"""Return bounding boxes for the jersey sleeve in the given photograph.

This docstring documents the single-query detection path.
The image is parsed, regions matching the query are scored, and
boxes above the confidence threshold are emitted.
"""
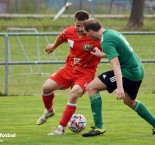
[58,28,68,42]
[101,40,119,61]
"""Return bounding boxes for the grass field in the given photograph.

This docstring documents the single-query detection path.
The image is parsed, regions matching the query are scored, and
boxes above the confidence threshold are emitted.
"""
[0,17,155,145]
[0,93,155,145]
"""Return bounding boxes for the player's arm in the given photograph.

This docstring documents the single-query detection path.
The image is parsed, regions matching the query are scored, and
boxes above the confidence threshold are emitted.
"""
[45,35,64,54]
[91,47,107,58]
[110,57,125,100]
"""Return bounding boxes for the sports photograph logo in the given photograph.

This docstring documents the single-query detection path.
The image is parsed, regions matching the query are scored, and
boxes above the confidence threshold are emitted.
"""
[0,133,16,143]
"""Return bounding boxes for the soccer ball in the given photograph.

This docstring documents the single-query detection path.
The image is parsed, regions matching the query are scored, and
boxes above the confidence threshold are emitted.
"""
[68,114,86,133]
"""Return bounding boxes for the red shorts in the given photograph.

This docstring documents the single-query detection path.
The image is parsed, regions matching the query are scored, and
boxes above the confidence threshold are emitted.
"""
[49,65,96,92]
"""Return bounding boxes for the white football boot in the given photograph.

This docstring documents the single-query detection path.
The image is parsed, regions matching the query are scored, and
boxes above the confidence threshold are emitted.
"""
[37,109,55,125]
[48,127,65,136]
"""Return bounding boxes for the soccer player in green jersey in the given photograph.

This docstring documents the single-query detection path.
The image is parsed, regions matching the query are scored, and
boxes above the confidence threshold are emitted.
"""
[82,18,155,137]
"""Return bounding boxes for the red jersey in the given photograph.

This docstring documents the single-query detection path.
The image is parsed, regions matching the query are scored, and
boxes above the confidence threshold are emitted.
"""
[59,26,102,72]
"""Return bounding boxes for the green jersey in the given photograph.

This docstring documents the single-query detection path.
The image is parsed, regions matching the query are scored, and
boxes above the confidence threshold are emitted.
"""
[101,29,144,81]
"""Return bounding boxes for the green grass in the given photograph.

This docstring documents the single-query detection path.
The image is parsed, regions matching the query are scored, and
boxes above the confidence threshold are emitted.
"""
[0,16,155,32]
[0,93,155,145]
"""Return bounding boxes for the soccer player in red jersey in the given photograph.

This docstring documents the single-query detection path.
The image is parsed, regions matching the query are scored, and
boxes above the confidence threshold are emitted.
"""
[37,10,105,135]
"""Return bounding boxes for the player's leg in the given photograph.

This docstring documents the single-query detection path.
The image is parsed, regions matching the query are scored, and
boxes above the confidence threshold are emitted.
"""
[82,77,106,137]
[37,79,64,125]
[123,78,155,134]
[124,94,155,134]
[88,77,106,129]
[38,67,72,126]
[42,78,65,111]
[59,84,83,126]
[48,84,83,135]
[82,70,116,137]
[48,68,95,135]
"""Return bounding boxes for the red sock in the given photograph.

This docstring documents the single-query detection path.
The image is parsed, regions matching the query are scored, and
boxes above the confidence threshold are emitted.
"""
[59,104,76,127]
[42,93,54,111]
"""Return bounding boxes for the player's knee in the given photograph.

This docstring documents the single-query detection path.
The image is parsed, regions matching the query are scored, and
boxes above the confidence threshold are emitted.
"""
[42,87,48,94]
[87,83,96,95]
[70,89,83,99]
[42,84,52,94]
[69,93,80,104]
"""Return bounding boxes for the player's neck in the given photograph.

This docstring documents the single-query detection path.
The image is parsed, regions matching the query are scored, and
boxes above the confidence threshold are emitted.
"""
[77,33,84,38]
[98,28,105,39]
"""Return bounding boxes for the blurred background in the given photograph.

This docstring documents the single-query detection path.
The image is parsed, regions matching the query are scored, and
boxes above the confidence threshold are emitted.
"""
[0,0,155,14]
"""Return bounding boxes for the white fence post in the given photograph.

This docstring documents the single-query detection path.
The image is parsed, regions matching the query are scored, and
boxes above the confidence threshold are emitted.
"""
[5,34,9,96]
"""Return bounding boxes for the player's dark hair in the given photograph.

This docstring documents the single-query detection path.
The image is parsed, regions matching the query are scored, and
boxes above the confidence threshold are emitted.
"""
[74,10,89,21]
[84,18,101,32]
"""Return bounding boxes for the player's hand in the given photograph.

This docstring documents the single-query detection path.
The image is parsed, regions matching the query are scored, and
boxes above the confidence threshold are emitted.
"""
[112,87,125,100]
[91,47,104,58]
[45,44,55,54]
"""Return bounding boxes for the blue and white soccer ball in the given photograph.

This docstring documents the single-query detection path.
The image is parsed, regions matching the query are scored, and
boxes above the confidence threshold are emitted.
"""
[68,114,86,133]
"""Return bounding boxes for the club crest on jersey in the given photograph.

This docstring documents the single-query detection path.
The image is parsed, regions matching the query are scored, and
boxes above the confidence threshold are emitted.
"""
[83,44,93,51]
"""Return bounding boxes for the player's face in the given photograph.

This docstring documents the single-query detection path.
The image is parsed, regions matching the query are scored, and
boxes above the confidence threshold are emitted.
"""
[85,30,99,41]
[75,19,85,35]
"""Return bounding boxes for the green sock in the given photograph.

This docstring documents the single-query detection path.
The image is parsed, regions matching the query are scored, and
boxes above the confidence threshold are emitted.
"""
[90,93,103,128]
[134,101,155,128]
